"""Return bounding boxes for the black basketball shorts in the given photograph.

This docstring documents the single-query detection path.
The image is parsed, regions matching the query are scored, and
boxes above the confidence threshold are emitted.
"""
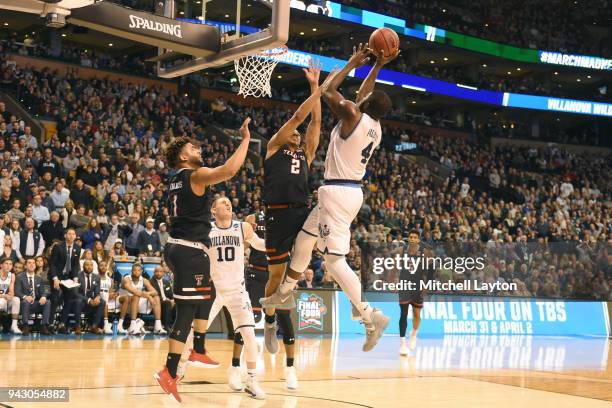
[164,242,214,304]
[264,206,309,265]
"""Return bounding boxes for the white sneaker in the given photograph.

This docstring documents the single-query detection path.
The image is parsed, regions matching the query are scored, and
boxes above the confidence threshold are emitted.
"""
[227,366,243,391]
[128,321,139,335]
[284,366,298,390]
[408,332,417,351]
[362,308,390,352]
[399,343,409,356]
[244,375,265,400]
[11,324,22,334]
[117,324,128,335]
[103,322,113,335]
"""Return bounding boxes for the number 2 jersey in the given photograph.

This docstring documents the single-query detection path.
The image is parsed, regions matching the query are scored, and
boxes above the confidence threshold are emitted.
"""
[324,113,381,181]
[263,144,308,205]
[207,220,245,292]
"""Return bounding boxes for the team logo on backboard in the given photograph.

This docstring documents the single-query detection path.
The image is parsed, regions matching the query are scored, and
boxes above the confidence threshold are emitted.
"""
[194,275,204,285]
[297,293,327,331]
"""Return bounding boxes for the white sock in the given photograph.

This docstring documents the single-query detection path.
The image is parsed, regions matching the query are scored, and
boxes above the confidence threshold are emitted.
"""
[247,368,256,379]
[11,318,18,327]
[118,319,124,328]
[154,320,162,330]
[400,337,406,345]
[410,329,418,337]
[325,254,373,323]
[278,276,298,295]
[104,319,109,325]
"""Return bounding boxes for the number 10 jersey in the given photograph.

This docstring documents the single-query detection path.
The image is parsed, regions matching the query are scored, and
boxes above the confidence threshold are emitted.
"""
[207,220,246,292]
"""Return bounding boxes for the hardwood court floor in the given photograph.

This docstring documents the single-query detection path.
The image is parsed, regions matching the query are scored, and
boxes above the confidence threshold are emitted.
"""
[0,333,610,407]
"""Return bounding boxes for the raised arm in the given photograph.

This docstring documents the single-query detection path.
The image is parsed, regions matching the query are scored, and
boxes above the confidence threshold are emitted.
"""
[322,43,371,121]
[241,222,266,252]
[266,88,323,159]
[356,47,400,105]
[303,59,322,165]
[191,117,251,189]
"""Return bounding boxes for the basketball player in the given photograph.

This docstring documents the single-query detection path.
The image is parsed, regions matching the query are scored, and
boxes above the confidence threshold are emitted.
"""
[98,262,116,335]
[264,43,399,351]
[260,60,333,354]
[0,258,21,334]
[117,263,166,335]
[398,230,427,355]
[177,197,268,399]
[155,118,252,403]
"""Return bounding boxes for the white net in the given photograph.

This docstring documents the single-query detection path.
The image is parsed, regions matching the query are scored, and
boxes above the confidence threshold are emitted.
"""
[234,47,287,98]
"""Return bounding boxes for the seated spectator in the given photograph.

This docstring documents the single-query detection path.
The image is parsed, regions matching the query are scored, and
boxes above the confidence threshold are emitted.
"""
[81,218,106,250]
[70,179,93,210]
[60,199,76,229]
[103,214,131,252]
[124,213,144,257]
[137,217,161,256]
[6,199,24,221]
[298,269,318,289]
[74,259,105,334]
[50,181,70,210]
[79,249,99,275]
[158,222,169,250]
[39,211,65,246]
[116,263,166,335]
[32,194,50,226]
[1,235,18,263]
[68,205,90,235]
[16,217,45,262]
[149,265,174,331]
[15,257,51,335]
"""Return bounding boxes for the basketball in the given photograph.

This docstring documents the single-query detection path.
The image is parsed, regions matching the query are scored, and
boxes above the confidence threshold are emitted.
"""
[369,28,400,58]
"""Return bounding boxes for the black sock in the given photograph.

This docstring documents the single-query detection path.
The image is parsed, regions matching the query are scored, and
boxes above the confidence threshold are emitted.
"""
[232,357,240,367]
[194,331,206,354]
[265,314,276,324]
[286,357,294,367]
[166,353,181,378]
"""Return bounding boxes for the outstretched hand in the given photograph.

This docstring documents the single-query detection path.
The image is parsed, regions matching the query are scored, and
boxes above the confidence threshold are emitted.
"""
[348,43,371,68]
[303,59,322,87]
[375,48,400,66]
[239,117,251,139]
[319,67,339,94]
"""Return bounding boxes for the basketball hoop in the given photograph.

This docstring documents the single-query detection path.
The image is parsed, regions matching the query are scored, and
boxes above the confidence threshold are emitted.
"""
[234,45,288,98]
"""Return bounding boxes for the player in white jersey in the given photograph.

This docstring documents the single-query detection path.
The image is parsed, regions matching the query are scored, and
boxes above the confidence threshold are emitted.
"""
[117,263,167,335]
[0,258,21,334]
[98,262,116,334]
[177,197,268,399]
[262,43,398,352]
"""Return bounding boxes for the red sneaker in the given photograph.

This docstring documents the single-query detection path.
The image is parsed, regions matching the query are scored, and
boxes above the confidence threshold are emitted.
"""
[187,349,220,368]
[154,367,182,403]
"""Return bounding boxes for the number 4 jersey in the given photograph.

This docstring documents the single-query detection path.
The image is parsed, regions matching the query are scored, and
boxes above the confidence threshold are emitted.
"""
[324,113,381,181]
[263,144,308,205]
[207,220,246,292]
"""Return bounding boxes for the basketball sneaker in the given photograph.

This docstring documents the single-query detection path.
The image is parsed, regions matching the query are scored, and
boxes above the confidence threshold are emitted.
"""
[264,320,279,354]
[244,375,266,400]
[176,363,186,383]
[10,323,22,334]
[187,349,220,368]
[127,320,139,335]
[117,324,128,335]
[284,366,298,390]
[227,366,243,391]
[362,308,390,352]
[103,322,113,335]
[408,331,417,351]
[154,367,182,403]
[399,338,409,356]
[259,290,296,309]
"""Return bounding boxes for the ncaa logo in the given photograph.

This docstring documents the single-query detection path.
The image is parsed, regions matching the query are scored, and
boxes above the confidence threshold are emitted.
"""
[194,275,204,285]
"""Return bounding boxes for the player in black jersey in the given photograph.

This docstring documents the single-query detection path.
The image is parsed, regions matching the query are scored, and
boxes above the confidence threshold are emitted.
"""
[259,61,336,355]
[245,210,268,319]
[154,118,252,404]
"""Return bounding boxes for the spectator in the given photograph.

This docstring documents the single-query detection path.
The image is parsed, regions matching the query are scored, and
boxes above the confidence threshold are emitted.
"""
[15,257,51,335]
[50,181,70,210]
[0,187,12,214]
[70,179,93,210]
[158,222,169,250]
[32,194,50,226]
[79,249,99,275]
[60,199,76,229]
[48,228,81,332]
[81,218,105,250]
[16,217,45,261]
[1,235,18,263]
[68,205,90,235]
[137,217,161,256]
[298,268,318,289]
[39,211,65,245]
[73,259,105,334]
[103,214,131,252]
[6,199,24,221]
[124,213,144,257]
[149,265,174,331]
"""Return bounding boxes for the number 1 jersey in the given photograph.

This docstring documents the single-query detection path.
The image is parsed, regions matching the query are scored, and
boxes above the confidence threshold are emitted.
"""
[324,113,381,181]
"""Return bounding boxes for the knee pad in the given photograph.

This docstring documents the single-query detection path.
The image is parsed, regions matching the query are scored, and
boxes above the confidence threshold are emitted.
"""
[289,230,318,273]
[237,326,257,363]
[170,303,195,343]
[276,310,295,345]
[233,332,244,345]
